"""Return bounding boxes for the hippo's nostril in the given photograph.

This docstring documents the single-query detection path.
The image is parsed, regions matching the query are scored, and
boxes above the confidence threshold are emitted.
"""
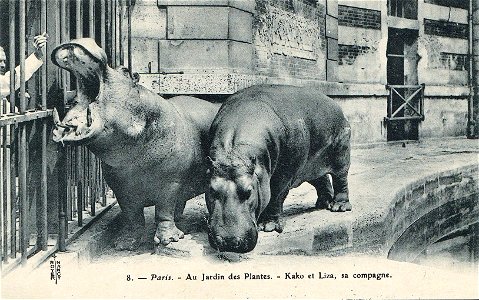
[225,236,241,248]
[215,235,224,247]
[233,237,241,248]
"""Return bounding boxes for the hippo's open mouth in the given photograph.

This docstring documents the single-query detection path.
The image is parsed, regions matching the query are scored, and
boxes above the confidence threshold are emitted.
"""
[51,38,106,144]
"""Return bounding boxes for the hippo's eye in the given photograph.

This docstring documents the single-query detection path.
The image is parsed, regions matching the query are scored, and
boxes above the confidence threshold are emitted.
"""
[208,186,220,199]
[237,185,252,200]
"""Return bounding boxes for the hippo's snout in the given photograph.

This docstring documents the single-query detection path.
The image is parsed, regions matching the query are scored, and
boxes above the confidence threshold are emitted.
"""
[208,224,258,253]
[55,48,70,65]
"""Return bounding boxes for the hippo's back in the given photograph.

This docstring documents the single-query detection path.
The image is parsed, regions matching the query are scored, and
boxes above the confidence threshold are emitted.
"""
[219,85,349,149]
[168,96,221,133]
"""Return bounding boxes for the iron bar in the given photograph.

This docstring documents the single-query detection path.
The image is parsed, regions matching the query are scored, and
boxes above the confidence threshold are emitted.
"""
[76,0,82,38]
[19,0,26,114]
[58,0,68,252]
[76,147,82,226]
[101,0,106,48]
[9,0,15,113]
[390,86,423,118]
[420,84,425,118]
[9,124,16,259]
[119,0,124,66]
[38,0,49,251]
[127,0,132,71]
[89,0,95,38]
[90,153,95,217]
[2,126,8,262]
[387,91,392,118]
[112,0,117,67]
[100,163,106,206]
[8,10,16,251]
[18,0,28,266]
[384,116,424,121]
[387,84,423,89]
[0,110,53,127]
[58,144,67,252]
[66,146,72,221]
[70,147,76,219]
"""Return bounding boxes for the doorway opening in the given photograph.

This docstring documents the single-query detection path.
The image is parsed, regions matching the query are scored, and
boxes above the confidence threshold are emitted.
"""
[386,28,423,141]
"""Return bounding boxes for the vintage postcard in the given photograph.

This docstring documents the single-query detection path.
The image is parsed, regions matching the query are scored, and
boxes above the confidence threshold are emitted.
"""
[1,0,478,299]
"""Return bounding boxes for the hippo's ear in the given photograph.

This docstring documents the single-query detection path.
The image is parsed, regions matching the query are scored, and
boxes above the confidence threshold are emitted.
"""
[132,72,140,84]
[206,156,214,166]
[253,164,271,215]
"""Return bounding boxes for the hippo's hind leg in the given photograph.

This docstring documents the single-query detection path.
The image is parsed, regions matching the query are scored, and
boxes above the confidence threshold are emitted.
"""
[309,175,334,209]
[154,200,186,224]
[329,172,351,212]
[257,190,288,233]
[329,126,352,212]
[114,196,146,250]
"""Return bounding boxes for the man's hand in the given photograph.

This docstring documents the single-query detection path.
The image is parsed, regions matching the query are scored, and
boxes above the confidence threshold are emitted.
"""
[33,33,48,60]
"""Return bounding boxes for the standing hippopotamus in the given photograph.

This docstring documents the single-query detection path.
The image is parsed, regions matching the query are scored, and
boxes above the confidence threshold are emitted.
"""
[206,85,351,253]
[51,38,220,250]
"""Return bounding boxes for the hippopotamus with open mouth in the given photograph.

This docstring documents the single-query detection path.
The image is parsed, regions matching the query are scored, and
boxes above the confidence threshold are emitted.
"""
[51,38,220,250]
[206,85,351,253]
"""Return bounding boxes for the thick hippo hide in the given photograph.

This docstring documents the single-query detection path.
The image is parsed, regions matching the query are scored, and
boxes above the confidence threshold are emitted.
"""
[206,85,352,253]
[51,38,220,250]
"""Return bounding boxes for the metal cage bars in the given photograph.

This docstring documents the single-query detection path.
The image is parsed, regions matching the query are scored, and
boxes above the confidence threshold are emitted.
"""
[1,0,127,272]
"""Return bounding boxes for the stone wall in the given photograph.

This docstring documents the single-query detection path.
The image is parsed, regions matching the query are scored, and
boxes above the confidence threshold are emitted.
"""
[127,0,471,143]
[131,0,256,95]
[420,98,468,138]
[418,2,469,86]
[337,1,386,84]
[253,0,327,81]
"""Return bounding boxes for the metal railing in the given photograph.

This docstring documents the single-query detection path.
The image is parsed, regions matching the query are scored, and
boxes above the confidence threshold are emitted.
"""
[1,0,130,274]
[385,84,425,122]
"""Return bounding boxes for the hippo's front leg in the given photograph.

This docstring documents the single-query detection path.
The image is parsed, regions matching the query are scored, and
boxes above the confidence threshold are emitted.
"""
[153,198,185,246]
[257,191,288,233]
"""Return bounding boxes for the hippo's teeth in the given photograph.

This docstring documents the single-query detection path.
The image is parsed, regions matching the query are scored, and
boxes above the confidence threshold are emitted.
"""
[53,108,61,125]
[87,106,92,127]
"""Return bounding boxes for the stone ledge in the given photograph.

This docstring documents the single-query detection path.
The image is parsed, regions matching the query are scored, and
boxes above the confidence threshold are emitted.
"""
[138,73,469,98]
[156,0,256,13]
[384,164,478,261]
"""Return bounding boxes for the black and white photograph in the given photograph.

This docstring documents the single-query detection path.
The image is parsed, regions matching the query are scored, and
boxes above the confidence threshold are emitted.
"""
[0,0,478,298]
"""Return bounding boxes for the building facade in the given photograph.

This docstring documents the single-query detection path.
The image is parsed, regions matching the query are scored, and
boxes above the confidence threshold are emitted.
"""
[130,0,475,143]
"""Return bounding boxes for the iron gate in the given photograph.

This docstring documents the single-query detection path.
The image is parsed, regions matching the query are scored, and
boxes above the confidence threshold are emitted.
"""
[0,0,131,274]
[385,84,425,122]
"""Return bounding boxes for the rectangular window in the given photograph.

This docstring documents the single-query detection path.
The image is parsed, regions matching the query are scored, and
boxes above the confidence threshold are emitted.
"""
[424,0,468,10]
[388,0,417,20]
[424,19,468,39]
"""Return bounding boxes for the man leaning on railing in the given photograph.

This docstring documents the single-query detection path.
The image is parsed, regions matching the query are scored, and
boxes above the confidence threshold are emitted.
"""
[0,33,48,113]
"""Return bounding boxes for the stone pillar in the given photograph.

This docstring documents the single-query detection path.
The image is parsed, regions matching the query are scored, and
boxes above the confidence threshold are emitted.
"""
[130,0,255,95]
